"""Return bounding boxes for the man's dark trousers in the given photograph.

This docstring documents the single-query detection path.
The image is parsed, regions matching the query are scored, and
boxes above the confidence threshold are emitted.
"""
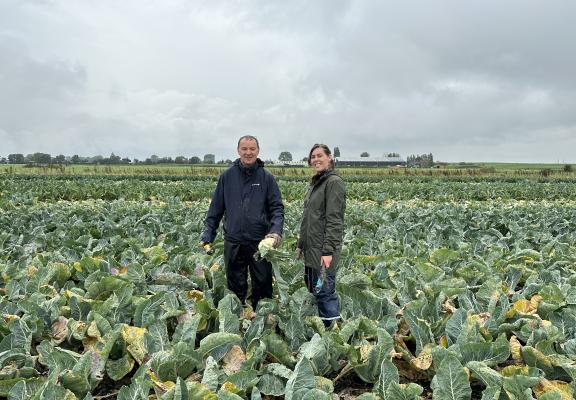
[224,241,273,309]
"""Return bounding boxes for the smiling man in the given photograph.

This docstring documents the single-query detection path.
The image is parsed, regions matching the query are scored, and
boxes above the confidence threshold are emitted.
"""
[200,135,284,309]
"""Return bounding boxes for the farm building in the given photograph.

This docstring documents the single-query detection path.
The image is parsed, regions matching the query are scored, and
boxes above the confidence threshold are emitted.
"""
[335,155,406,167]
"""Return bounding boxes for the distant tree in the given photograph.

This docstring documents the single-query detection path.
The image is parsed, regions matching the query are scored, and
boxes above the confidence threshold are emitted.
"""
[121,157,131,164]
[385,152,400,158]
[407,153,434,168]
[278,151,293,162]
[149,155,160,164]
[71,155,81,164]
[333,147,340,158]
[31,152,52,164]
[54,154,66,164]
[8,154,25,164]
[91,155,104,164]
[203,154,215,164]
[564,164,574,172]
[302,157,308,163]
[175,156,188,164]
[189,156,201,164]
[360,152,370,157]
[103,153,121,164]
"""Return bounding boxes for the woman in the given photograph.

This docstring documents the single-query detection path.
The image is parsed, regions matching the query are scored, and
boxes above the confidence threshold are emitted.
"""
[297,144,346,327]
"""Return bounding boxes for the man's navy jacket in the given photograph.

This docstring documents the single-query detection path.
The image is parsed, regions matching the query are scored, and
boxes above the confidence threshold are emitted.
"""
[201,158,284,244]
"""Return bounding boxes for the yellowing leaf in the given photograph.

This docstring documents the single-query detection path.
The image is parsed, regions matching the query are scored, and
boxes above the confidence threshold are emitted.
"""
[210,263,220,272]
[501,365,530,377]
[87,320,101,339]
[221,381,241,394]
[510,336,523,362]
[147,370,175,393]
[439,336,448,348]
[533,379,572,400]
[359,345,372,362]
[530,294,542,310]
[122,325,148,364]
[411,344,434,370]
[73,261,82,272]
[222,345,246,375]
[506,298,539,318]
[187,290,204,301]
[51,316,69,344]
[3,314,20,322]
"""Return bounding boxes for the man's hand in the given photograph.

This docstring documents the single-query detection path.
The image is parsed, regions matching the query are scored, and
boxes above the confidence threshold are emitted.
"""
[265,233,282,248]
[199,241,214,255]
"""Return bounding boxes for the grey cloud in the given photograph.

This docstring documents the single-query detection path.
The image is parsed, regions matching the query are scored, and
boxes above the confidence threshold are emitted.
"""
[1,0,575,162]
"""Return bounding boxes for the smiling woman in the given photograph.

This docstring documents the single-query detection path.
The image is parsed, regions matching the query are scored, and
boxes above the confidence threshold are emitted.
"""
[297,143,346,328]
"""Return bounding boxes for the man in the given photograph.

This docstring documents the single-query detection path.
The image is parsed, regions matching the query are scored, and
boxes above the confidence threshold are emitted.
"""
[200,135,284,309]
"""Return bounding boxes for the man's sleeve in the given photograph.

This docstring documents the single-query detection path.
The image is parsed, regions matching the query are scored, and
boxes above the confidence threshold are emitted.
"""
[267,175,284,236]
[201,175,225,243]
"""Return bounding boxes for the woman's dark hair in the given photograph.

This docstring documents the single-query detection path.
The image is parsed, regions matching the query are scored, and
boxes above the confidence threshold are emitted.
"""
[308,143,335,169]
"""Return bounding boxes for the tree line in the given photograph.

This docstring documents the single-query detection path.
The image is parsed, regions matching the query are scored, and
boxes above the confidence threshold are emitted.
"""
[3,150,436,167]
[2,153,222,165]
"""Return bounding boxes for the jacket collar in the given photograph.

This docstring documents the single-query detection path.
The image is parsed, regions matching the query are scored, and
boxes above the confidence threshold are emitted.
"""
[234,158,264,174]
[311,168,336,186]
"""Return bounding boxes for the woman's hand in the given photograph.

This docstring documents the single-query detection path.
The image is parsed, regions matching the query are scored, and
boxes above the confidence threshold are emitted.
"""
[321,255,333,269]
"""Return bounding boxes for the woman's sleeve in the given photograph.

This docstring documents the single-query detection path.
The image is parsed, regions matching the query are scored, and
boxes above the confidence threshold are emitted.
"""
[322,177,346,255]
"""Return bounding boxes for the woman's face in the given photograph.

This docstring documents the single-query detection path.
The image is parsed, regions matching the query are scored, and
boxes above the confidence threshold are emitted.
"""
[309,147,331,173]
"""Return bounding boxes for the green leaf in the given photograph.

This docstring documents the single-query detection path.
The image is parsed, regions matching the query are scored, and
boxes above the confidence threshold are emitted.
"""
[106,354,135,381]
[216,388,243,400]
[386,382,424,400]
[217,294,242,334]
[376,359,399,399]
[459,334,510,366]
[465,361,503,388]
[198,333,243,362]
[479,386,501,400]
[256,374,286,396]
[404,300,435,355]
[298,334,331,375]
[116,376,152,400]
[261,331,296,368]
[224,370,259,394]
[285,357,315,400]
[60,351,92,397]
[202,357,220,392]
[300,389,331,399]
[151,342,202,382]
[431,353,471,400]
[172,313,203,347]
[5,379,45,400]
[430,248,459,266]
[134,292,169,328]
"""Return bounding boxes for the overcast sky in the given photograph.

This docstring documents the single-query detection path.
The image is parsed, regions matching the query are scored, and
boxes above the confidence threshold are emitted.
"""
[1,0,575,163]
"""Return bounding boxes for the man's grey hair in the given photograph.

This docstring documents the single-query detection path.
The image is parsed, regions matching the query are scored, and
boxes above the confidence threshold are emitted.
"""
[237,135,260,149]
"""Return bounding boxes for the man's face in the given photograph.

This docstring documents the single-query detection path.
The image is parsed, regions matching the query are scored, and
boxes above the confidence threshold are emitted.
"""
[237,138,259,166]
